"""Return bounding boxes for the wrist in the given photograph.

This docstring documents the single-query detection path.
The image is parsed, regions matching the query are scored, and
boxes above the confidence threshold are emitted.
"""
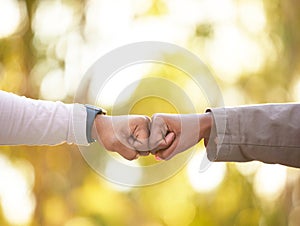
[91,115,100,141]
[92,114,107,141]
[198,112,212,143]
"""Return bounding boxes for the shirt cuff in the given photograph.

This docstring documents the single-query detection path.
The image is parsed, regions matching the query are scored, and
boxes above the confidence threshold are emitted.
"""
[68,103,89,145]
[205,107,254,162]
[205,107,230,162]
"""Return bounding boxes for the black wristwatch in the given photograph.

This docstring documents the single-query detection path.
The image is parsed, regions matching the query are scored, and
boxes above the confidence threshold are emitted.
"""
[85,104,106,143]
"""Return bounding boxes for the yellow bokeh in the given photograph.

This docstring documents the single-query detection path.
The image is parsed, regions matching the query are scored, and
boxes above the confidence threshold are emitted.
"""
[0,0,299,226]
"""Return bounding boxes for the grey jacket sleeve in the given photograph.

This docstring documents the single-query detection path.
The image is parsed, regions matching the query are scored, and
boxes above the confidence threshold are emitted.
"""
[206,104,300,168]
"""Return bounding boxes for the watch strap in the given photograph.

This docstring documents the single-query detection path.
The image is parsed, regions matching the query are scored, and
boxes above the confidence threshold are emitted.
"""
[85,104,106,143]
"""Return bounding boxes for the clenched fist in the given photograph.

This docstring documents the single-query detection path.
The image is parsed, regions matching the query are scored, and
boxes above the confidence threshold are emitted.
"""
[92,113,212,161]
[149,113,212,160]
[92,115,151,160]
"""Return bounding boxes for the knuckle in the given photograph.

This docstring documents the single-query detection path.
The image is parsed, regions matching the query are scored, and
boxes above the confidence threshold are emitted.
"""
[151,116,164,127]
[143,115,151,123]
[152,113,162,120]
[135,116,150,126]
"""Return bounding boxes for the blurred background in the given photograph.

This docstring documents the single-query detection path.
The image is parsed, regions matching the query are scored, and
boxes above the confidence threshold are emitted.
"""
[0,0,300,225]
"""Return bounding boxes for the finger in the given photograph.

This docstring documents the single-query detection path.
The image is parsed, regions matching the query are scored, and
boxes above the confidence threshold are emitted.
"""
[116,144,139,160]
[150,132,175,154]
[155,138,179,160]
[131,116,151,152]
[134,116,151,139]
[149,115,168,150]
[132,136,150,152]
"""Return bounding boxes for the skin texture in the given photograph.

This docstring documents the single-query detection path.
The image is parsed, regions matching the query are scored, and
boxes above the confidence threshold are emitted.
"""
[92,113,213,161]
[93,115,151,160]
[149,113,212,160]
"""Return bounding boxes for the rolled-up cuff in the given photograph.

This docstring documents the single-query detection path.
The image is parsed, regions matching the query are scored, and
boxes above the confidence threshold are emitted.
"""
[205,108,227,161]
[68,104,89,145]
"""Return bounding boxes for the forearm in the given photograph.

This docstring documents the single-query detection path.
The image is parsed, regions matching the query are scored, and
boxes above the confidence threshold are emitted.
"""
[0,91,88,145]
[205,104,300,168]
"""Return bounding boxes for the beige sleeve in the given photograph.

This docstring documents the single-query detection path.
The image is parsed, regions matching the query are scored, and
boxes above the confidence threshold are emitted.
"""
[206,104,300,168]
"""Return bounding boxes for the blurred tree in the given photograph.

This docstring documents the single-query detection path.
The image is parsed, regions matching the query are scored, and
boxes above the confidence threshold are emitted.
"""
[0,0,299,225]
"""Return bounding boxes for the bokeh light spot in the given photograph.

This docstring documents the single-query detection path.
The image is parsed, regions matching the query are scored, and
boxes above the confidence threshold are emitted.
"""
[187,151,226,192]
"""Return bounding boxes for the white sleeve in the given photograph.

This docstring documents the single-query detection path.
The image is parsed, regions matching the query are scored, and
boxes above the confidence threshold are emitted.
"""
[0,90,89,145]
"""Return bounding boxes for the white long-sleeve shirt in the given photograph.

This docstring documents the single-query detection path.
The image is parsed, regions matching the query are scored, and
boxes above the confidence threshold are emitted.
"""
[0,90,89,145]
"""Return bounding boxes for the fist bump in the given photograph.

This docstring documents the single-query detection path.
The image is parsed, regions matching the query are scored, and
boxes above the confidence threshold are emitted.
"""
[94,113,210,161]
